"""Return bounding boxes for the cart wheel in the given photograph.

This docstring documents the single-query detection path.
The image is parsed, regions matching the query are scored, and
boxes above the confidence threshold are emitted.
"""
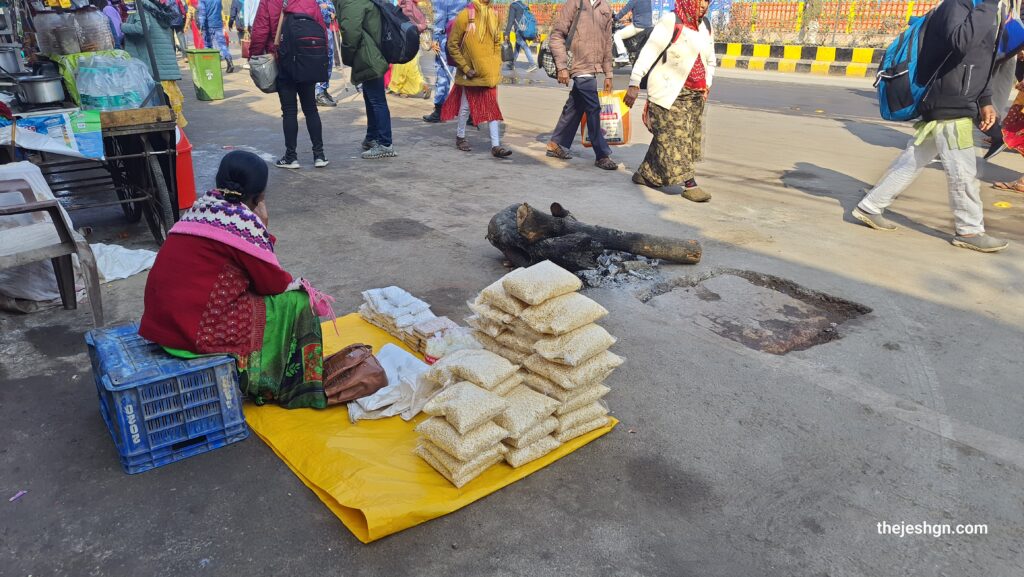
[141,153,174,245]
[117,178,144,223]
[107,139,143,223]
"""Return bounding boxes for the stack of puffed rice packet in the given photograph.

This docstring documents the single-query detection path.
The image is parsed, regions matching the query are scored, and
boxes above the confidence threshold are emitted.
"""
[466,261,621,446]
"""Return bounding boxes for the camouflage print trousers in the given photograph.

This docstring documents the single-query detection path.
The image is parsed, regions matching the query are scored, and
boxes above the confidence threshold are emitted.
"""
[638,89,705,187]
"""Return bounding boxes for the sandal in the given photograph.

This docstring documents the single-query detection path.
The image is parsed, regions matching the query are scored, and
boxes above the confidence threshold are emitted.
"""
[456,137,471,152]
[491,146,512,158]
[546,144,572,159]
[992,181,1024,194]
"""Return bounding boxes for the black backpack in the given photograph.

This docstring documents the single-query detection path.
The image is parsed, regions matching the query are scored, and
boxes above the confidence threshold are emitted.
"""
[278,12,330,83]
[369,0,419,64]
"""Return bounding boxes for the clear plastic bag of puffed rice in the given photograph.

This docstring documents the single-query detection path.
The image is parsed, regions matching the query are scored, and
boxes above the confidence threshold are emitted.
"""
[423,381,509,434]
[467,300,515,325]
[501,260,583,305]
[493,385,561,438]
[519,293,609,335]
[555,401,609,434]
[532,323,617,367]
[553,415,611,443]
[556,383,610,416]
[479,276,528,316]
[524,351,624,390]
[426,348,520,389]
[472,332,531,366]
[491,371,525,396]
[505,415,558,449]
[506,319,547,342]
[505,435,562,468]
[466,315,505,338]
[495,330,536,354]
[415,443,506,488]
[415,417,509,461]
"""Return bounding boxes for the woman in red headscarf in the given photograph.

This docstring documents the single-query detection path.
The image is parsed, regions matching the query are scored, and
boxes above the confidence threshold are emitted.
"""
[624,0,715,202]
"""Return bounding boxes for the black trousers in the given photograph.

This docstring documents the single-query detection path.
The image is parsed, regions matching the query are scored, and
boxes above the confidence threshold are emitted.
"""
[277,78,323,156]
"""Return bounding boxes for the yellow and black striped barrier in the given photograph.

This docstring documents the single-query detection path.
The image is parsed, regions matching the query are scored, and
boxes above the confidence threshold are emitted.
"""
[715,43,881,77]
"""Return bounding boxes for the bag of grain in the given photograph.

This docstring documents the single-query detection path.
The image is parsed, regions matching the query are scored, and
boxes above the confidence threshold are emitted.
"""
[501,260,582,305]
[505,435,562,468]
[532,323,617,367]
[493,385,561,438]
[524,351,624,390]
[423,381,509,434]
[555,383,610,415]
[491,371,525,396]
[474,332,531,365]
[506,415,559,449]
[466,315,505,338]
[426,348,520,389]
[553,415,611,443]
[467,300,515,325]
[519,293,609,335]
[415,417,509,461]
[478,277,528,315]
[495,330,536,354]
[555,401,609,434]
[415,443,506,488]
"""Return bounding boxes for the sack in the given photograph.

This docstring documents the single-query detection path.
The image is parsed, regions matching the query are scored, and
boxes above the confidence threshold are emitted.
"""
[519,6,538,40]
[371,0,420,64]
[249,54,278,93]
[278,13,330,83]
[581,90,632,147]
[323,344,389,405]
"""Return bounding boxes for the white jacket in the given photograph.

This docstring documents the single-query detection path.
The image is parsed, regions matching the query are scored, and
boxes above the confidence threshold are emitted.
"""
[628,14,715,109]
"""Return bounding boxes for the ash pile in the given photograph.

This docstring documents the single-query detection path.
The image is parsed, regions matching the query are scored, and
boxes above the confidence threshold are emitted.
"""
[577,251,663,288]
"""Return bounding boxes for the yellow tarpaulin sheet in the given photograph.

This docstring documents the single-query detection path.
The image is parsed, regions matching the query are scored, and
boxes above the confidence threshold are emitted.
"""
[244,313,618,543]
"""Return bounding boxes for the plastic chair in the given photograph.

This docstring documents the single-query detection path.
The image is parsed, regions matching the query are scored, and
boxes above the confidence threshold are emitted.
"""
[0,199,104,326]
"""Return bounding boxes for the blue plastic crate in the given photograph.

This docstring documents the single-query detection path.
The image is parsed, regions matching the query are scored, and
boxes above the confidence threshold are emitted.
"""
[85,323,249,474]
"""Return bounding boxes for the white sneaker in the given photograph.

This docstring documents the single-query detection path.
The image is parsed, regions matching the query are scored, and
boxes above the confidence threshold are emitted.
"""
[314,155,329,168]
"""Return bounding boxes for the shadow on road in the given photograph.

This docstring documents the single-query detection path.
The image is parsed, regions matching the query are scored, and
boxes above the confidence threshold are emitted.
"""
[781,161,950,241]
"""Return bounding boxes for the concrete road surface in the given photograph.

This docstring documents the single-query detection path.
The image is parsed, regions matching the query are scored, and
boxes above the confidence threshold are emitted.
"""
[1,60,1022,577]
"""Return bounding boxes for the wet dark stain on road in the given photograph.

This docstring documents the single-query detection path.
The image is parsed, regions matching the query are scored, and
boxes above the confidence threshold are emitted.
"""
[368,218,434,240]
[627,455,717,516]
[23,326,86,358]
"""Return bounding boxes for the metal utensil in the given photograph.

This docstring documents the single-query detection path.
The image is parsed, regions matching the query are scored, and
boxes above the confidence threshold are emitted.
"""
[15,75,65,104]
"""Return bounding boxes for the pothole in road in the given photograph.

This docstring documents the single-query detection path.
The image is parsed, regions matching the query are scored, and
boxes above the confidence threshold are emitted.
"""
[637,269,872,355]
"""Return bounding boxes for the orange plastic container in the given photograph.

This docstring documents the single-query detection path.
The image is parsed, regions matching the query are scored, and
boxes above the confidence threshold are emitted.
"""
[175,127,197,210]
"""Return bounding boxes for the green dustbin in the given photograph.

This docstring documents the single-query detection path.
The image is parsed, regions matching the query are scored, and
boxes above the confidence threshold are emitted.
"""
[186,48,224,101]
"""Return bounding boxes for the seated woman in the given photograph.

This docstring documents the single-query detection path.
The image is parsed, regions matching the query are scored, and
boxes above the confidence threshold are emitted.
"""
[140,151,331,409]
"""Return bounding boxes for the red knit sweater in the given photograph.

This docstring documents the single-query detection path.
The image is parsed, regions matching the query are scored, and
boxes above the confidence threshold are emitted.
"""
[139,234,293,355]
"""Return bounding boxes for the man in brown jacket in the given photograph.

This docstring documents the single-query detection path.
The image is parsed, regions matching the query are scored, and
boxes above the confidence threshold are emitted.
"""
[547,0,618,170]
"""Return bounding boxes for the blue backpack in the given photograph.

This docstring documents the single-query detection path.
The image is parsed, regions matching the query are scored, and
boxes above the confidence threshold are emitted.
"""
[875,12,940,121]
[517,2,538,40]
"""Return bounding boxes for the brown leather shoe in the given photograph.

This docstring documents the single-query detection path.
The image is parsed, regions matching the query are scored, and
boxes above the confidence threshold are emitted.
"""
[682,186,711,202]
[456,137,471,152]
[491,146,512,158]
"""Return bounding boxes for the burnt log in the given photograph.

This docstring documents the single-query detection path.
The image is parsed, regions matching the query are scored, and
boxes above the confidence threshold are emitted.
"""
[486,203,702,271]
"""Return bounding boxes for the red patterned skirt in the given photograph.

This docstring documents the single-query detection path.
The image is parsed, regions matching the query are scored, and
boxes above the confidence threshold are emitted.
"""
[440,85,504,123]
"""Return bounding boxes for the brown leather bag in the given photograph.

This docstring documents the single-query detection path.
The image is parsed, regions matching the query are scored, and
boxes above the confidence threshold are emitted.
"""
[323,344,389,405]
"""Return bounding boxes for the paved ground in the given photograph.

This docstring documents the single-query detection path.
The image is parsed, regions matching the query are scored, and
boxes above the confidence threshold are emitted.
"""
[2,54,1023,577]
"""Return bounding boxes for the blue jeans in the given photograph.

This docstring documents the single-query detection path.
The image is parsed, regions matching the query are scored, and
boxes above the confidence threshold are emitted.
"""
[316,31,335,95]
[201,26,232,65]
[550,76,611,159]
[433,39,456,106]
[512,35,535,66]
[362,76,392,147]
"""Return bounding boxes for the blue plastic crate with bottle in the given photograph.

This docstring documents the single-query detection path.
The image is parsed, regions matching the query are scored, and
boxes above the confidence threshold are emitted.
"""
[86,324,249,474]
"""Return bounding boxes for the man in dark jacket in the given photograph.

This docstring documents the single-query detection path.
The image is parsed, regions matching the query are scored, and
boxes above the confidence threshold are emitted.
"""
[854,0,1008,253]
[613,0,652,64]
[504,0,537,72]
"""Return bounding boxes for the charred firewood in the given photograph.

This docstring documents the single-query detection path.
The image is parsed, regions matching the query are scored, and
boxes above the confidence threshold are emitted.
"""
[486,203,701,271]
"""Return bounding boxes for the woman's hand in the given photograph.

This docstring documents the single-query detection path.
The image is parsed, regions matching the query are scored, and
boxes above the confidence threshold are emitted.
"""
[624,85,640,107]
[253,199,269,227]
[701,88,709,101]
[432,41,441,55]
[466,68,478,79]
